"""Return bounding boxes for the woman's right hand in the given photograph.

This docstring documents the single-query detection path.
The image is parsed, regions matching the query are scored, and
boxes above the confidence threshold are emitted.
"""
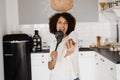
[50,51,58,61]
[48,51,58,70]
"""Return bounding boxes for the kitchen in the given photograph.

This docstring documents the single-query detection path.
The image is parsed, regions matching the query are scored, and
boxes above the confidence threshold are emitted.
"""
[0,0,120,80]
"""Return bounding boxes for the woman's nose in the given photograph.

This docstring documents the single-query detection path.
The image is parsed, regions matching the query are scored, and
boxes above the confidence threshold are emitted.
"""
[61,23,65,27]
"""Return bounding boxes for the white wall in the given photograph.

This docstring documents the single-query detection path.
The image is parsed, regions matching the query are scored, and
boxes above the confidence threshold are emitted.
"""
[100,8,120,42]
[5,0,98,25]
[5,0,19,32]
[0,24,4,80]
[75,22,111,47]
[6,11,113,47]
[18,0,98,24]
[0,0,7,80]
[7,20,111,47]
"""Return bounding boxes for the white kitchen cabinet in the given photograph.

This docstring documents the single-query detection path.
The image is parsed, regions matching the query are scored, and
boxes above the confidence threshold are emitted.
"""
[31,51,119,80]
[31,53,50,80]
[95,52,116,80]
[79,51,95,80]
[116,64,120,80]
[31,51,95,80]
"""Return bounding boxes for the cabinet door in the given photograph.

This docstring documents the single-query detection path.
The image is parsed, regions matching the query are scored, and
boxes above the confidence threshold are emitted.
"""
[95,54,102,80]
[95,52,116,80]
[32,66,50,80]
[31,53,50,80]
[116,64,120,80]
[79,51,95,80]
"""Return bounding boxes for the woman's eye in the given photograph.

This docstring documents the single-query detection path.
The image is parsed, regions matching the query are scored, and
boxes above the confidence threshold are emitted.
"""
[64,22,68,24]
[58,21,62,24]
[57,21,68,25]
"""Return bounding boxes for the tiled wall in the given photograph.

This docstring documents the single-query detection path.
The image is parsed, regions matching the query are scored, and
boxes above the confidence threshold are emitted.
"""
[7,22,114,47]
[75,22,111,47]
[7,13,118,47]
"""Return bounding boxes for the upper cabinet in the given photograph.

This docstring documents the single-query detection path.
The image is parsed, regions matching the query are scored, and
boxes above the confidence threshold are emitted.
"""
[18,0,98,24]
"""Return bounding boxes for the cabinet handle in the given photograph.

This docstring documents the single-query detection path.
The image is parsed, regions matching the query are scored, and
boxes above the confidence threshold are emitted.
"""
[42,55,44,57]
[42,61,44,63]
[100,58,102,61]
[96,63,99,65]
[110,67,113,71]
[102,59,104,62]
[100,58,104,62]
[81,53,83,56]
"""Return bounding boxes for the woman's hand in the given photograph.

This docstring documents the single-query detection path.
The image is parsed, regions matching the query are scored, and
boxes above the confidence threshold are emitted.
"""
[64,39,75,58]
[48,51,58,70]
[50,51,58,60]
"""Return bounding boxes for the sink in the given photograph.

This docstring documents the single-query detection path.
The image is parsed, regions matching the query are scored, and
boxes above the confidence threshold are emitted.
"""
[79,47,94,51]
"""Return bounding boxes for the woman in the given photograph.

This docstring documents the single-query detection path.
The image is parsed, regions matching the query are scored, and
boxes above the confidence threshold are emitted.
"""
[48,12,80,80]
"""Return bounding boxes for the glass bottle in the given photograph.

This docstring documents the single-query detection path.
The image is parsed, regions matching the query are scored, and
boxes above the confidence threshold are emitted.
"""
[32,30,42,52]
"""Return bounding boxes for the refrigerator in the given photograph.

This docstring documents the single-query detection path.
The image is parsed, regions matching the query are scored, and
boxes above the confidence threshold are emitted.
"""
[3,34,33,80]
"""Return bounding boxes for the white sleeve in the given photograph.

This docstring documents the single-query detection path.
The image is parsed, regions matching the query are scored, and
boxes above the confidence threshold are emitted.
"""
[68,31,80,78]
[50,41,56,53]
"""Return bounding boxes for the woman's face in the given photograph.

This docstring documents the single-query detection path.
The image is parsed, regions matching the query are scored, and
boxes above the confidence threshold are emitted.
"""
[56,16,68,36]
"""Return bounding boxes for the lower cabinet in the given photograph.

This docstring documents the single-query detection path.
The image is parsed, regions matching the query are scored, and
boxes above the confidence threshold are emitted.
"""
[31,51,119,80]
[79,51,95,80]
[95,52,116,80]
[116,64,120,80]
[31,53,50,80]
[32,66,50,80]
[31,52,96,80]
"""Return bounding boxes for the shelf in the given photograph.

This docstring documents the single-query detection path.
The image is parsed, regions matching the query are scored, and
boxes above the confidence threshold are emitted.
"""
[102,6,120,17]
[104,6,120,12]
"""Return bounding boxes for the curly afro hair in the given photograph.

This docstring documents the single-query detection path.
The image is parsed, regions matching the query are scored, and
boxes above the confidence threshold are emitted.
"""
[49,12,76,35]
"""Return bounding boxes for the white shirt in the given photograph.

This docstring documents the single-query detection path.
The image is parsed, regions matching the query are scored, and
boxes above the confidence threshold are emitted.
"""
[49,31,80,80]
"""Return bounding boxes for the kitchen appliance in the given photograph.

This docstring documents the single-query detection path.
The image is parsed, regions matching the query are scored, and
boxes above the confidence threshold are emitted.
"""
[3,34,32,80]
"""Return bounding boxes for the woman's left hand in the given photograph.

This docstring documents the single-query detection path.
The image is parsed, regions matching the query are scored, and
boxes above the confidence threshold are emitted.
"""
[64,39,75,58]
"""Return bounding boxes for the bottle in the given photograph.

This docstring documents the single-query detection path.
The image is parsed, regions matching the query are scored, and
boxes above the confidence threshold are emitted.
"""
[32,30,42,52]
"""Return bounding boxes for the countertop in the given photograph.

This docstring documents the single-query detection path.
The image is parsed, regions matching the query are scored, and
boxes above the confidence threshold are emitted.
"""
[31,49,50,53]
[93,48,120,64]
[79,48,120,64]
[31,48,120,64]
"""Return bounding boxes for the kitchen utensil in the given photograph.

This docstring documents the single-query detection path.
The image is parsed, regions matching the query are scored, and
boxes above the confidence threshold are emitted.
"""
[55,30,64,51]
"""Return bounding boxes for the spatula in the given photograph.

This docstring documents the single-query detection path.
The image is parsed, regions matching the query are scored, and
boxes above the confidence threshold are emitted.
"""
[55,30,64,51]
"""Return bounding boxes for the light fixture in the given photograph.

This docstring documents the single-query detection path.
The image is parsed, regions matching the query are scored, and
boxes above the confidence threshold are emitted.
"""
[51,0,73,11]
